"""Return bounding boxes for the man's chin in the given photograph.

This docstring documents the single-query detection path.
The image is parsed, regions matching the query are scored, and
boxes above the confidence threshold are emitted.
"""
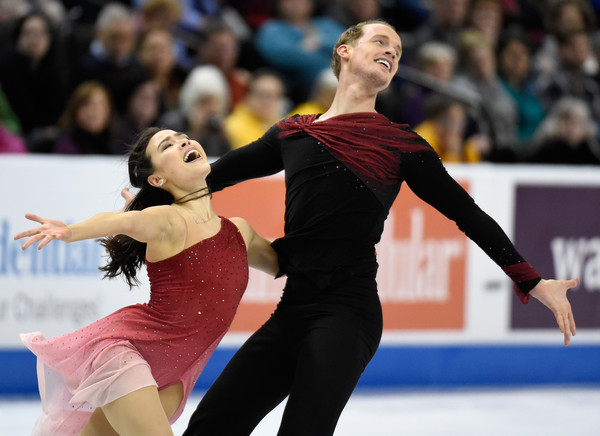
[376,77,393,92]
[367,75,392,90]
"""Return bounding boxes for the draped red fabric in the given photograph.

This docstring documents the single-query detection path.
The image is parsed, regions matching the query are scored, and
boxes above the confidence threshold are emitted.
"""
[277,113,431,186]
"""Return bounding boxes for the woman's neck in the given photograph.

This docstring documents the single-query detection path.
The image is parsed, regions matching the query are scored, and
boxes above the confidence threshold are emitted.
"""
[173,186,210,205]
[173,189,216,224]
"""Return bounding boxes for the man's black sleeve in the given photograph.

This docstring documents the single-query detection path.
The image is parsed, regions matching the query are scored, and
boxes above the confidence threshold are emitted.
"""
[208,132,284,192]
[402,150,540,293]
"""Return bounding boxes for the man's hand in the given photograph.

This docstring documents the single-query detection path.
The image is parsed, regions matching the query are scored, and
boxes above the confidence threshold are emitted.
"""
[121,187,135,210]
[529,278,578,346]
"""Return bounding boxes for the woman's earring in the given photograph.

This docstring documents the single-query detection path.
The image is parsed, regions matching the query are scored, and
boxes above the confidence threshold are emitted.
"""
[159,179,164,186]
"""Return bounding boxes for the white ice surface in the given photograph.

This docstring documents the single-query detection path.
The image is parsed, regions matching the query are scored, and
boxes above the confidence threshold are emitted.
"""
[2,387,599,435]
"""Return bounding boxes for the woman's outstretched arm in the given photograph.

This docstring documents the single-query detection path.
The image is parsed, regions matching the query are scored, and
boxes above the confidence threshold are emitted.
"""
[14,207,175,250]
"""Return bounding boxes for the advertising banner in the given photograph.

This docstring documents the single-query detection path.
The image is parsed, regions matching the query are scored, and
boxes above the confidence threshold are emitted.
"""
[375,185,467,330]
[212,180,469,331]
[511,185,600,329]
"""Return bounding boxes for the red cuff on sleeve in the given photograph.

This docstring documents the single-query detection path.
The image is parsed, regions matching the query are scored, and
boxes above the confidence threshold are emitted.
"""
[512,284,531,305]
[502,263,540,305]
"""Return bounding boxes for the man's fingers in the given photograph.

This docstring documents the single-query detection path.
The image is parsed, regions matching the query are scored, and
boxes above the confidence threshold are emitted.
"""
[121,188,135,202]
[569,310,576,336]
[555,312,565,334]
[24,213,45,224]
[557,312,573,346]
[14,229,40,240]
[21,234,45,250]
[564,278,579,290]
[37,236,54,250]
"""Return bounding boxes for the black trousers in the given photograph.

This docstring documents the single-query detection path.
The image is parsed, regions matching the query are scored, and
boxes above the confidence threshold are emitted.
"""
[183,277,383,436]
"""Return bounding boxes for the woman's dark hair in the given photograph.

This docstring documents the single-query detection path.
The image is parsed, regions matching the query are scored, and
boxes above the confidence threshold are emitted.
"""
[11,11,61,69]
[99,127,174,287]
[11,11,55,46]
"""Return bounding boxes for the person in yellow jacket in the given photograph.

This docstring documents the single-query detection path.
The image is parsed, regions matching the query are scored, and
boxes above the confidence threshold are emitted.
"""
[414,95,488,163]
[223,69,287,149]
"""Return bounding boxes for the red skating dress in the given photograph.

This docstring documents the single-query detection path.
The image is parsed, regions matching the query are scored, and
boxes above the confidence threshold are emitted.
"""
[20,217,248,435]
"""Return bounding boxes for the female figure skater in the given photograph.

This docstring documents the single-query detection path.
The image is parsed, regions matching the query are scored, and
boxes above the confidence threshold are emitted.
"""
[15,127,278,435]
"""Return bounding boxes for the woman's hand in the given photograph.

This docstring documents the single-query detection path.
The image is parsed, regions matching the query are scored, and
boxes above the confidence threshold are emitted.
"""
[14,213,73,250]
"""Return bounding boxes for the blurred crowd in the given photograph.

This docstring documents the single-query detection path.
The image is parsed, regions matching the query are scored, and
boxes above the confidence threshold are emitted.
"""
[1,0,599,165]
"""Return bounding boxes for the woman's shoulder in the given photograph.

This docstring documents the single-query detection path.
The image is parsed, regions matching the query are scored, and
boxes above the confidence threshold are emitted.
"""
[226,216,253,243]
[140,204,187,233]
[227,216,248,231]
[143,204,188,248]
[143,204,185,222]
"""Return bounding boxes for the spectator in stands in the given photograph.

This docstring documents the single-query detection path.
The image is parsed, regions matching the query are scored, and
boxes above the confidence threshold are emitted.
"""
[134,0,221,34]
[136,25,187,111]
[223,69,286,149]
[497,31,546,146]
[135,0,181,29]
[536,29,600,121]
[112,76,161,154]
[52,81,116,155]
[0,86,28,153]
[76,3,146,113]
[289,68,338,116]
[534,0,598,75]
[160,65,232,157]
[134,0,208,70]
[225,0,276,32]
[500,0,550,29]
[414,94,484,163]
[0,0,28,56]
[529,97,600,164]
[324,0,382,29]
[362,0,430,32]
[388,41,458,127]
[0,83,28,151]
[0,84,21,136]
[408,0,470,63]
[0,126,27,153]
[0,11,70,135]
[197,19,250,111]
[466,0,504,47]
[255,0,344,103]
[0,0,66,56]
[454,31,518,161]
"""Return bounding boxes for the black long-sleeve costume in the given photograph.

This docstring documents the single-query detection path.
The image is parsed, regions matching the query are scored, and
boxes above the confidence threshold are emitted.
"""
[184,114,540,436]
[209,114,539,292]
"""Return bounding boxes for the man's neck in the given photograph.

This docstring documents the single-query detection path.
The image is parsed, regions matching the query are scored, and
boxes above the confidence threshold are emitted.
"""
[318,74,382,121]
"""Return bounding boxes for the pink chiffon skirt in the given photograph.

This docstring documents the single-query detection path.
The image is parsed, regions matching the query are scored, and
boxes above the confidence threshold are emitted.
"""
[21,332,158,435]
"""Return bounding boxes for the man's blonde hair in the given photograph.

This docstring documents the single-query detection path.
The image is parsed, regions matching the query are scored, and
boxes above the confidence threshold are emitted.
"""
[330,19,398,78]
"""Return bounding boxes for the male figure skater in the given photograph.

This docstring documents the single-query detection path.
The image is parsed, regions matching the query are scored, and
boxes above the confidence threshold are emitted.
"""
[183,20,577,436]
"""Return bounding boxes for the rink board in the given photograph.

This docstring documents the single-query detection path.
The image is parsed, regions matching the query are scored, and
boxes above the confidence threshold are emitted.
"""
[2,344,600,394]
[0,156,599,394]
